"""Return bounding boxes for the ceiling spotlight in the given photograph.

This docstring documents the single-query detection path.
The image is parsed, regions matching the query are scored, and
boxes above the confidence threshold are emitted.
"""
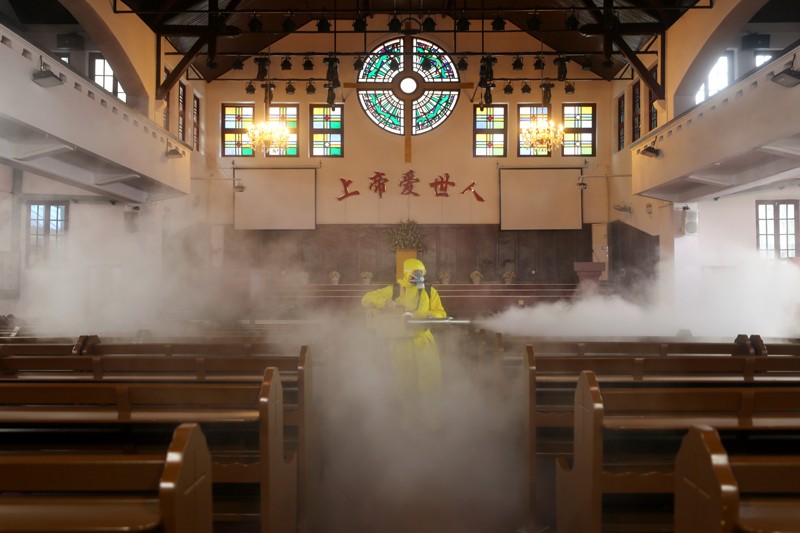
[245,81,256,94]
[492,15,505,31]
[280,56,292,70]
[534,55,545,70]
[511,55,523,71]
[306,80,316,95]
[254,57,269,80]
[555,56,568,81]
[420,56,433,71]
[248,14,262,32]
[457,56,469,71]
[232,56,244,70]
[527,12,541,31]
[353,55,365,71]
[456,16,470,32]
[540,81,554,105]
[521,81,531,94]
[353,16,367,32]
[503,81,513,95]
[303,56,314,71]
[565,10,579,31]
[282,16,296,32]
[388,56,399,71]
[317,16,331,33]
[388,15,402,32]
[565,81,575,94]
[422,16,436,32]
[286,81,296,95]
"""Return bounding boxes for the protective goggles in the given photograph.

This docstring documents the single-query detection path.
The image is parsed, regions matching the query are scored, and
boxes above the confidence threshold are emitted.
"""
[408,269,425,279]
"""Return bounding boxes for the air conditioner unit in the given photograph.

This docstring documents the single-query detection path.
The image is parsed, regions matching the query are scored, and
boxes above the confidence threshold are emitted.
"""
[679,209,699,236]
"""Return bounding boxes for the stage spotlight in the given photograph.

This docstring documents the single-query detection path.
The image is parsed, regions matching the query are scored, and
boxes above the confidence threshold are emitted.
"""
[280,56,292,70]
[388,56,399,71]
[565,81,575,94]
[245,81,256,94]
[353,56,365,71]
[303,56,314,71]
[456,16,470,32]
[282,16,296,32]
[512,56,523,71]
[388,15,402,32]
[527,12,541,31]
[521,81,531,94]
[534,55,545,70]
[503,81,513,95]
[353,17,367,32]
[248,14,262,32]
[317,16,331,32]
[306,81,316,94]
[422,16,436,32]
[457,56,468,71]
[285,81,296,95]
[492,15,505,31]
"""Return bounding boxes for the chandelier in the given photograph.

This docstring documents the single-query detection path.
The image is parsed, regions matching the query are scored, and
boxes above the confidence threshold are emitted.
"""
[247,120,290,152]
[521,118,564,152]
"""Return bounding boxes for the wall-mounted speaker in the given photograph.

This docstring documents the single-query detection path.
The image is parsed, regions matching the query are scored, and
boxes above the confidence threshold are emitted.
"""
[679,209,699,236]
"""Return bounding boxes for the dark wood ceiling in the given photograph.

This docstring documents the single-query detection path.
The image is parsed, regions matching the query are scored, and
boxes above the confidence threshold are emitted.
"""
[115,0,707,94]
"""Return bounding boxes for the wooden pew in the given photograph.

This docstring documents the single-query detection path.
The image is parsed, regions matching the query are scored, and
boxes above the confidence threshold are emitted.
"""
[0,367,298,533]
[0,422,213,533]
[554,370,800,533]
[674,424,800,533]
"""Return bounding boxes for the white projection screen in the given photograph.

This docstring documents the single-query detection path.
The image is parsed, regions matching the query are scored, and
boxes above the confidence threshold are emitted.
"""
[234,168,316,229]
[499,168,583,230]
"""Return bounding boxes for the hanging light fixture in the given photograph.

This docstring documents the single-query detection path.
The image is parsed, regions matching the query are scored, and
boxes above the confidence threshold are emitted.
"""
[521,81,531,94]
[246,68,290,154]
[521,118,564,152]
[457,56,469,71]
[280,56,292,70]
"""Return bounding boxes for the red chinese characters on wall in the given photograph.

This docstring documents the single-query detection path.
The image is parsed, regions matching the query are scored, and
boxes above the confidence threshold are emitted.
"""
[336,170,485,202]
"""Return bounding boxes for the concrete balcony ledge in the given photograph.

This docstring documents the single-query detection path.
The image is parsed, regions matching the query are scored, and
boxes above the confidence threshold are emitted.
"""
[0,23,190,203]
[632,43,800,203]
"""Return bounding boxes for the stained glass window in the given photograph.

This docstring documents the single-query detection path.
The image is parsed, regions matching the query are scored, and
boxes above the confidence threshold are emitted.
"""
[261,104,299,157]
[222,104,254,157]
[310,105,343,157]
[617,95,625,151]
[518,104,551,157]
[473,104,506,157]
[632,81,641,142]
[356,37,460,136]
[562,104,596,157]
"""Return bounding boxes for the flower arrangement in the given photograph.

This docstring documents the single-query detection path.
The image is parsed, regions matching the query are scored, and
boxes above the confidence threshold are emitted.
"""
[502,271,517,283]
[329,270,341,285]
[389,218,425,252]
[437,271,451,284]
[360,271,373,284]
[469,270,483,284]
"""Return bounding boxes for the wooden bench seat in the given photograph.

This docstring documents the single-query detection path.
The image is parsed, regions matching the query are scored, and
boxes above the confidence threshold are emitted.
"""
[0,423,212,533]
[675,424,800,533]
[554,370,800,533]
[0,367,299,533]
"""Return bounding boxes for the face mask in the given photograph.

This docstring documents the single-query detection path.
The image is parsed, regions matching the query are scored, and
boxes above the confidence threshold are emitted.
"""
[409,270,425,289]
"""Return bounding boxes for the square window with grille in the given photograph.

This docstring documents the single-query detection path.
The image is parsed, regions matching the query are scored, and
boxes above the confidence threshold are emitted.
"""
[310,105,343,157]
[518,104,551,157]
[221,104,255,157]
[473,104,507,157]
[562,104,596,157]
[757,200,798,258]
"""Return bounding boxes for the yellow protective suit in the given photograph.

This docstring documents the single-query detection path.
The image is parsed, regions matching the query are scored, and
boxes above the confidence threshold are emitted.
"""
[361,258,447,429]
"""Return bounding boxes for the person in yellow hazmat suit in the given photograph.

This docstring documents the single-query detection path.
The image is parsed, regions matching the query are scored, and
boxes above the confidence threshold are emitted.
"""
[361,258,447,429]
